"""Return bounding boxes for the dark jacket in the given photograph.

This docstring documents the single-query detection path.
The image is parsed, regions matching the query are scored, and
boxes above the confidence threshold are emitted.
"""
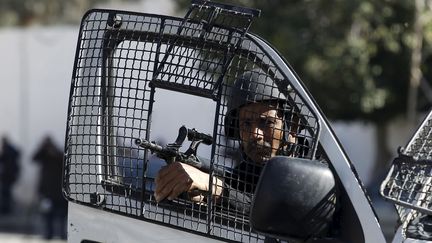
[0,141,20,185]
[33,140,65,206]
[223,154,263,215]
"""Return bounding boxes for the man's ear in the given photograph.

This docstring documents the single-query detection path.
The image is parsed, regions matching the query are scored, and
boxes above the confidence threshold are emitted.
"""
[276,109,284,120]
[284,114,300,135]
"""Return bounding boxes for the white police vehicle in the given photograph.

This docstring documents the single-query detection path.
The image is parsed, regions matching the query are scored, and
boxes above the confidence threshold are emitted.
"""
[63,1,432,242]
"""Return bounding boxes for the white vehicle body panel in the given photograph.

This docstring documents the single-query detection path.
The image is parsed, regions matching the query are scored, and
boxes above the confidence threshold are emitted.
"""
[68,202,224,243]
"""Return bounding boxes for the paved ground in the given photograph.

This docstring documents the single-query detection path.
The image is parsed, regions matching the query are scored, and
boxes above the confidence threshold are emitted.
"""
[0,232,66,243]
[0,203,66,243]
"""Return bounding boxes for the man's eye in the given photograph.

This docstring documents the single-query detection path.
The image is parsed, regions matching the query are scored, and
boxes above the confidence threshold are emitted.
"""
[265,120,276,127]
[241,121,252,128]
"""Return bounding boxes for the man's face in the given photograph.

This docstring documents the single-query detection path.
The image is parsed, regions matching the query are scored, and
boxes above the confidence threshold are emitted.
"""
[238,102,293,164]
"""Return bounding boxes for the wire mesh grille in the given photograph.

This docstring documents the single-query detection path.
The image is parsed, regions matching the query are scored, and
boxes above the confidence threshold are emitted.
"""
[381,110,432,221]
[64,6,319,242]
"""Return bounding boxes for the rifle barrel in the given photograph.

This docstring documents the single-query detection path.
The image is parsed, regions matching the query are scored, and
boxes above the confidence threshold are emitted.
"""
[135,139,163,151]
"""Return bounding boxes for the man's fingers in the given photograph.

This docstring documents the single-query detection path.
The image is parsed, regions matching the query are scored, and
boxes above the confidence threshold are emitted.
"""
[154,162,191,202]
[159,173,190,201]
[156,164,172,180]
[166,176,193,200]
[155,163,183,194]
[154,162,210,203]
[189,194,205,203]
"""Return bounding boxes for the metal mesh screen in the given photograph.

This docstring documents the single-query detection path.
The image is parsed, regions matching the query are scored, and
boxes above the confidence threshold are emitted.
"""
[64,4,319,242]
[381,110,432,221]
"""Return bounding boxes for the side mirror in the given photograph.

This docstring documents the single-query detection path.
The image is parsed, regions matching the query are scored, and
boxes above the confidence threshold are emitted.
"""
[250,156,337,241]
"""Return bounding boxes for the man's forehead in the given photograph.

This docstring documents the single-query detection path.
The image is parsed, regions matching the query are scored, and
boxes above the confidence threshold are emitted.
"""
[239,102,280,117]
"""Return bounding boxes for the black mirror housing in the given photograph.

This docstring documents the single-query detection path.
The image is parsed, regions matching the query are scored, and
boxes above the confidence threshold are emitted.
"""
[250,156,337,241]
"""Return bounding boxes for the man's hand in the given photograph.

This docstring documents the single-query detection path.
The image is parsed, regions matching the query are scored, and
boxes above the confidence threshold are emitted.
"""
[154,162,222,202]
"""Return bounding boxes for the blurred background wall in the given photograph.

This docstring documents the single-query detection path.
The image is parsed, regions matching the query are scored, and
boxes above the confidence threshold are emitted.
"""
[0,0,177,209]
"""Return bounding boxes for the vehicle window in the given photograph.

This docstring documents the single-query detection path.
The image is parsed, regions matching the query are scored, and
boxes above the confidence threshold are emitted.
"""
[64,9,319,242]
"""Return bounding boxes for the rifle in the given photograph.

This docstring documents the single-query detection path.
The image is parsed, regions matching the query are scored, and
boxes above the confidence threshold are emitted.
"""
[135,126,220,175]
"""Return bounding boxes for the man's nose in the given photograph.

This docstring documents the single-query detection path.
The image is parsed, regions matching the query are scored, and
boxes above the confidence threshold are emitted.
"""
[251,126,264,140]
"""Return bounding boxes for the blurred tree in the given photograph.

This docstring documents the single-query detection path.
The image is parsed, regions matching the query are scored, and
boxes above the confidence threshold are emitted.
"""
[177,0,432,180]
[0,0,138,26]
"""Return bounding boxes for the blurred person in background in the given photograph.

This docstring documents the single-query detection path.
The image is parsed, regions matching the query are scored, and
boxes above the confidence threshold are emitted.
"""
[33,136,67,240]
[0,136,21,215]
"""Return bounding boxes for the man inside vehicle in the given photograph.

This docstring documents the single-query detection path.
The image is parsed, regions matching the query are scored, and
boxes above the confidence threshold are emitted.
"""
[154,69,304,211]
